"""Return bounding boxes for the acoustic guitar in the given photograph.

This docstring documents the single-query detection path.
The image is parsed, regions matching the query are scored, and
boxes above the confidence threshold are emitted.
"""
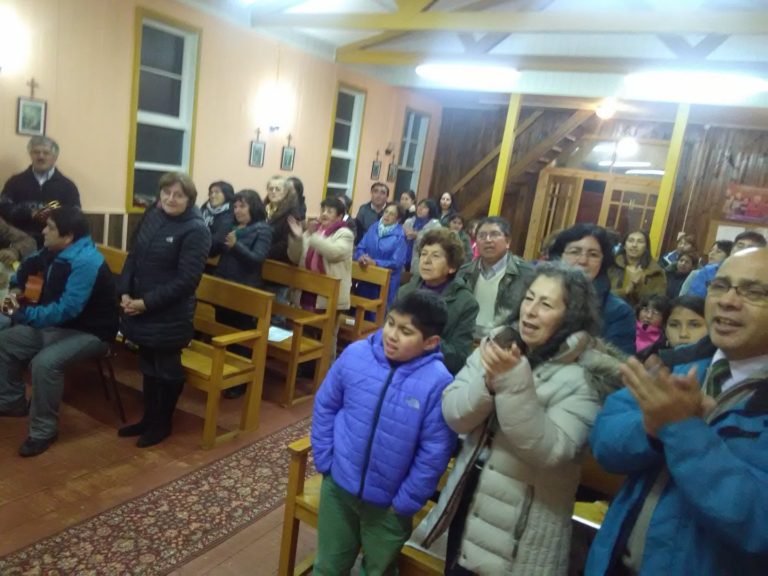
[23,273,44,304]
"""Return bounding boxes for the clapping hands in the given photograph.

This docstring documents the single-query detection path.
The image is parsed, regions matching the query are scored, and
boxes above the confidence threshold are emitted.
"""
[621,357,713,437]
[480,338,522,391]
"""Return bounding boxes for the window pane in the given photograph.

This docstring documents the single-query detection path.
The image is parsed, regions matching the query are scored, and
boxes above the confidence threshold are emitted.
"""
[141,25,184,74]
[406,145,417,168]
[139,71,181,116]
[336,92,355,122]
[136,124,184,165]
[133,169,165,208]
[328,157,351,184]
[333,121,351,151]
[410,116,421,140]
[325,187,347,199]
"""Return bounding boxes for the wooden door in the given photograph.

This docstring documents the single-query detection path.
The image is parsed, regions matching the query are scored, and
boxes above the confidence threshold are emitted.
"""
[598,176,660,237]
[524,169,583,259]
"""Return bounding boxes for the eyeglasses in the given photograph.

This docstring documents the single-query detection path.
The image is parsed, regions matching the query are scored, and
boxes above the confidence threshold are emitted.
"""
[563,247,603,260]
[640,307,663,318]
[707,278,768,304]
[477,231,505,241]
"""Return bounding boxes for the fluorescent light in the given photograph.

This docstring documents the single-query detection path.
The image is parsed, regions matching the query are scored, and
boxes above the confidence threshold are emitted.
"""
[624,71,768,104]
[616,136,639,158]
[598,160,651,168]
[626,169,666,176]
[416,63,519,91]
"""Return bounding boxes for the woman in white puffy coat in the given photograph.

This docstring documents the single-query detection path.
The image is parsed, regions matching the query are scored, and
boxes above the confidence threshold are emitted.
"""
[410,262,623,575]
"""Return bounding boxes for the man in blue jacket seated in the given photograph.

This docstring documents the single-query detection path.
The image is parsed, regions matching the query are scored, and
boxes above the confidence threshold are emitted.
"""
[311,290,457,575]
[587,247,768,575]
[0,206,118,457]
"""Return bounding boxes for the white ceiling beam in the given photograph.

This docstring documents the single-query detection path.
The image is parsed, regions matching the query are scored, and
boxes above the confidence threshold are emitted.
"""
[252,11,768,35]
[336,49,768,75]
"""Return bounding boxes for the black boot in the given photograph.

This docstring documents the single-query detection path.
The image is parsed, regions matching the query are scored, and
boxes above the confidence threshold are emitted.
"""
[137,379,183,448]
[118,376,157,437]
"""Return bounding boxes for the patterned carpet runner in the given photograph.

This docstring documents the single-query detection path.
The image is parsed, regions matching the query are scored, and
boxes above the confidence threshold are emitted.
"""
[0,417,313,575]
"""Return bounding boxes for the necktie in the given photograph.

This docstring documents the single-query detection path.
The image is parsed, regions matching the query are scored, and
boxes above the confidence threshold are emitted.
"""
[705,358,731,398]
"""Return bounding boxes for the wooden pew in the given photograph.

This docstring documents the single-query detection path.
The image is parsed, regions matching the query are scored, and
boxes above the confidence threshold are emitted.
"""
[338,261,391,344]
[96,245,274,448]
[278,438,626,575]
[187,275,273,448]
[261,259,340,407]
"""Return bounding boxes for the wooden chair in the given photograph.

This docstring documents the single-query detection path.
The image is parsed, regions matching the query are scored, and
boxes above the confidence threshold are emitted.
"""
[261,259,340,407]
[98,244,129,277]
[94,348,126,422]
[278,436,444,576]
[186,274,273,448]
[338,262,391,344]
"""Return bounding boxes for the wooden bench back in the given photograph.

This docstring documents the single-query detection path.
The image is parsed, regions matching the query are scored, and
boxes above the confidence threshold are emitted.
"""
[195,274,273,320]
[353,260,390,295]
[262,259,340,311]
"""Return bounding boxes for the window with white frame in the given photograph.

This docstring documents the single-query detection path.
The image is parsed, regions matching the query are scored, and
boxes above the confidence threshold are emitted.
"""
[130,17,199,209]
[395,109,430,196]
[326,87,365,200]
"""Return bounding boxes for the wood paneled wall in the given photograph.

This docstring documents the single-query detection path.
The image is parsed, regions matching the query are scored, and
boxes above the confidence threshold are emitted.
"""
[664,126,768,254]
[430,104,768,257]
[429,107,588,254]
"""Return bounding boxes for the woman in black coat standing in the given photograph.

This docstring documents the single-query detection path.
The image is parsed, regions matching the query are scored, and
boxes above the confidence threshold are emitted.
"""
[213,189,272,398]
[118,172,211,447]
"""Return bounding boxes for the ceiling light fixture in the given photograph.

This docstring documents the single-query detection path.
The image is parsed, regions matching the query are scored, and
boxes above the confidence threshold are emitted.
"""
[596,98,617,120]
[415,63,520,92]
[624,71,768,104]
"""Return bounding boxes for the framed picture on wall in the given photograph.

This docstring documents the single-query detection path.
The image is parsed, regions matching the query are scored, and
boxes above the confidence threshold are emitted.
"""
[17,98,47,136]
[386,163,397,183]
[249,140,265,167]
[720,182,768,224]
[371,160,382,180]
[281,146,295,171]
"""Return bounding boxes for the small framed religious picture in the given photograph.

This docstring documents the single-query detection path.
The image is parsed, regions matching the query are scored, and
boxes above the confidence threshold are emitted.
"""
[371,160,382,180]
[17,98,47,136]
[281,146,296,171]
[249,140,265,167]
[386,162,397,183]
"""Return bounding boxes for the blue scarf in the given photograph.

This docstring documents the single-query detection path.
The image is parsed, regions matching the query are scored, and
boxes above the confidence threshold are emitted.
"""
[377,221,397,238]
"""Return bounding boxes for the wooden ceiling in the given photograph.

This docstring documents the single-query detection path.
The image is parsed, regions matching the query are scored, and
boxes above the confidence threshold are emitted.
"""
[183,0,768,126]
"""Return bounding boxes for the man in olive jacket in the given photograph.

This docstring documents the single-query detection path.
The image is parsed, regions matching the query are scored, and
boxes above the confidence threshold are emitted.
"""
[456,216,534,339]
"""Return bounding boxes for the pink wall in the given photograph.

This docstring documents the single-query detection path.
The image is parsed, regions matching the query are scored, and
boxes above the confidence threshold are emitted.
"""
[0,0,442,217]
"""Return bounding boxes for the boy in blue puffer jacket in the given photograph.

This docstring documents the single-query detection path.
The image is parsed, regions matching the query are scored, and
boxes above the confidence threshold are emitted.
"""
[311,290,457,575]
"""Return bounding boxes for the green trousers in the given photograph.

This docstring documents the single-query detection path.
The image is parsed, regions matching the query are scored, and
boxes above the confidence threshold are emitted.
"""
[314,475,413,576]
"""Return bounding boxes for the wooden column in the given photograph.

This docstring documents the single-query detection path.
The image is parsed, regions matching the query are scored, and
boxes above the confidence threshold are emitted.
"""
[488,93,522,216]
[649,102,690,258]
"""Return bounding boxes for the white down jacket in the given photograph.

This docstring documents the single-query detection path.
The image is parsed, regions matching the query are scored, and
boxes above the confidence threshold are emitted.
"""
[409,331,622,575]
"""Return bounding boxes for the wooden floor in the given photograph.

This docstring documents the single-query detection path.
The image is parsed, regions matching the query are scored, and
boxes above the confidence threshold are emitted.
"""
[0,348,317,574]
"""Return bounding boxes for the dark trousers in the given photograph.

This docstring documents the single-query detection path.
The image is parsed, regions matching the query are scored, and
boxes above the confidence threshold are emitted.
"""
[138,347,184,429]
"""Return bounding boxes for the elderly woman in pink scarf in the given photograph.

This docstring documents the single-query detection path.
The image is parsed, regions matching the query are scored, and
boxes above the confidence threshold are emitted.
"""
[287,196,354,355]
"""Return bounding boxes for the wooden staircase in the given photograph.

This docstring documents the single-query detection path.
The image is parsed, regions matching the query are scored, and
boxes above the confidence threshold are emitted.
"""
[458,109,595,219]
